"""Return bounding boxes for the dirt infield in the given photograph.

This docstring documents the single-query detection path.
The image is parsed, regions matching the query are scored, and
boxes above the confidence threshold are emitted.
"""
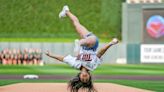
[0,83,152,92]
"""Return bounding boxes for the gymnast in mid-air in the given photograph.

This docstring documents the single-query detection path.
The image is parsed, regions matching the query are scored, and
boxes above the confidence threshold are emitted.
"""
[46,5,119,92]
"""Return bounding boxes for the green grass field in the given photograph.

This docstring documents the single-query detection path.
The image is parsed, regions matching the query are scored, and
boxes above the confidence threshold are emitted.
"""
[0,64,164,91]
[0,64,164,75]
[0,38,110,42]
[0,0,122,40]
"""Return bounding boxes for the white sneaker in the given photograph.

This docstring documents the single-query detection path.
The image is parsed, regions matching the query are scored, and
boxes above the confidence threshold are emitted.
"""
[111,38,119,45]
[59,5,69,18]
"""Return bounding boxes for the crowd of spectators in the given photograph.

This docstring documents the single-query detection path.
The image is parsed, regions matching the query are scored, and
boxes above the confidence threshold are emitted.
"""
[0,48,42,65]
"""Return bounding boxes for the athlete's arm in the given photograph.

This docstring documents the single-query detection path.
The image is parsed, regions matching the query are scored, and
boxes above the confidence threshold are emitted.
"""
[45,51,64,62]
[97,38,119,58]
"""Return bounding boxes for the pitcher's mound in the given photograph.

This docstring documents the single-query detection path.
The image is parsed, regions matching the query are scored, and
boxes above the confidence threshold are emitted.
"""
[0,83,152,92]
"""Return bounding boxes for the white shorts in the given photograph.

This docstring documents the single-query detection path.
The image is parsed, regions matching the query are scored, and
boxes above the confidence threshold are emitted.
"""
[63,55,102,71]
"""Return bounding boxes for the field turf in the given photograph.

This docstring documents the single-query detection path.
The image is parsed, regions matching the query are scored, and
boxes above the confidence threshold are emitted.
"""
[0,64,164,75]
[0,0,122,40]
[0,64,164,91]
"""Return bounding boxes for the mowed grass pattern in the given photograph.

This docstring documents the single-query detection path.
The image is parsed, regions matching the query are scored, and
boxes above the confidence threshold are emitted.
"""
[0,64,164,75]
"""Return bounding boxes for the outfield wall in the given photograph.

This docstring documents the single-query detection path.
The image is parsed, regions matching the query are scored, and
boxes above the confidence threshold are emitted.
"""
[0,42,126,64]
[122,3,164,64]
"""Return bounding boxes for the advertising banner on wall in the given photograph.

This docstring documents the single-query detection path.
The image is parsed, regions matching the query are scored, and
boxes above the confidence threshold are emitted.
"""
[141,44,164,63]
[141,9,164,63]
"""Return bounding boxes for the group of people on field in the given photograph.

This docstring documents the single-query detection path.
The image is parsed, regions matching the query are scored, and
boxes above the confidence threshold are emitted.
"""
[0,48,42,65]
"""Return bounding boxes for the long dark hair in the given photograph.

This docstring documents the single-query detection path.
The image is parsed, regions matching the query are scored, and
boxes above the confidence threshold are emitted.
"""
[68,72,97,92]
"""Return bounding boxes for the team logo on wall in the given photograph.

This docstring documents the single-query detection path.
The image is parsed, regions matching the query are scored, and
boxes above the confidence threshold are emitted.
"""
[146,15,164,38]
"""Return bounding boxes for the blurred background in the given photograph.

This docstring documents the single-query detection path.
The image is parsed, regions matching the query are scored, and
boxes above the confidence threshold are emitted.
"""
[0,0,164,92]
[0,0,163,65]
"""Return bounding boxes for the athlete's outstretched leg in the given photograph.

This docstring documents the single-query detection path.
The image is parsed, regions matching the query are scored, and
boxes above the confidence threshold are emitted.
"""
[97,38,119,58]
[66,11,97,48]
[59,5,97,48]
[45,51,64,62]
[59,5,90,38]
[66,11,90,38]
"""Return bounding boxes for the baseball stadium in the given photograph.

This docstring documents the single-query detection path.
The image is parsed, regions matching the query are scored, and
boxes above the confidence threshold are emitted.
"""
[0,0,164,92]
